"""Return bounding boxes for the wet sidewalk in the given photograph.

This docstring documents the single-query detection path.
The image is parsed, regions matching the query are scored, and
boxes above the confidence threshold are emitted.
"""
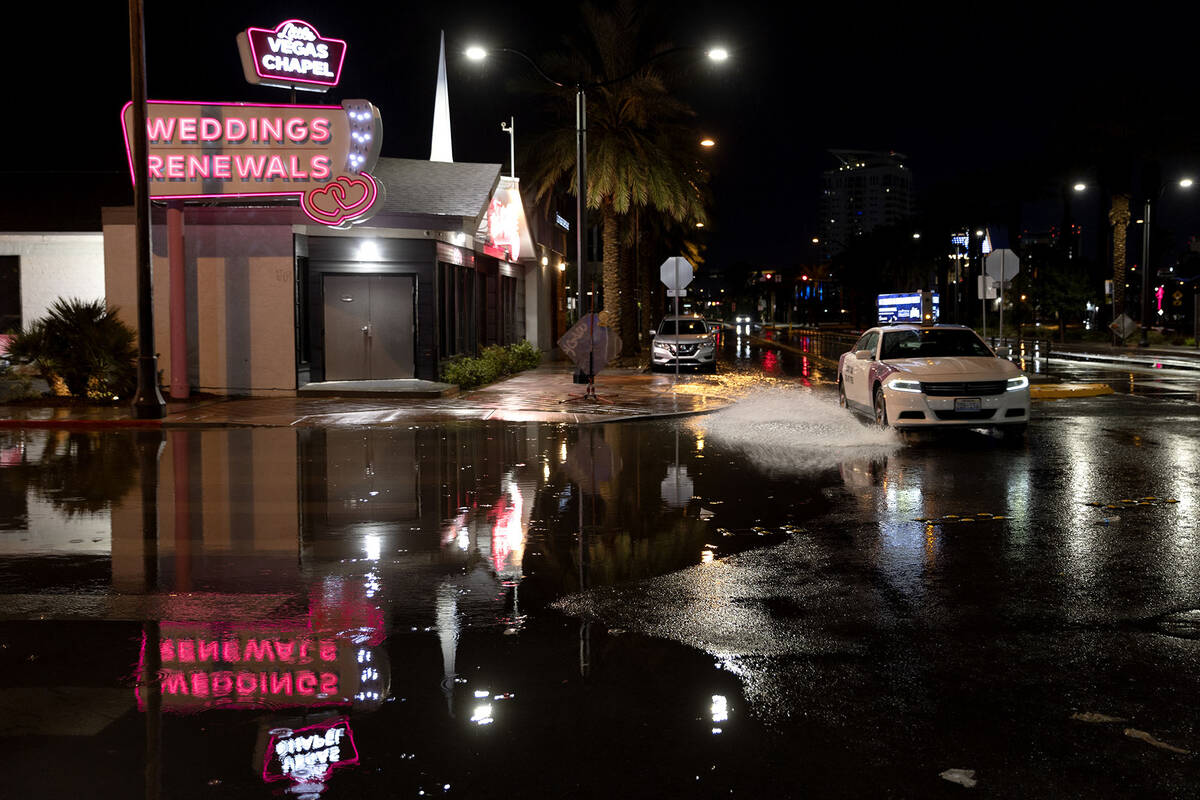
[0,365,733,429]
[1044,340,1200,371]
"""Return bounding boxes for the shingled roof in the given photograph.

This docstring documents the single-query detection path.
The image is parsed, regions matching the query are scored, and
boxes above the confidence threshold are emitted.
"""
[373,157,502,220]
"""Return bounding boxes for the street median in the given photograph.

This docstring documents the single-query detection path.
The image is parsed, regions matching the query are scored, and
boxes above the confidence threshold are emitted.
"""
[1030,383,1114,399]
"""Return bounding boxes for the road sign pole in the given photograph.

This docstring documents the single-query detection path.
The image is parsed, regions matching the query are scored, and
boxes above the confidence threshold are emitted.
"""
[998,251,1005,347]
[981,279,987,342]
[673,260,679,385]
[660,257,695,386]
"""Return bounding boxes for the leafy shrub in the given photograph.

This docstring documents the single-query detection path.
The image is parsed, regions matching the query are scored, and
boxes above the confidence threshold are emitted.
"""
[441,340,542,389]
[505,339,542,371]
[6,298,138,400]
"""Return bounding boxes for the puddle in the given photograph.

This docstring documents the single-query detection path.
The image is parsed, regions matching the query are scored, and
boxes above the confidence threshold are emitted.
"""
[0,421,844,797]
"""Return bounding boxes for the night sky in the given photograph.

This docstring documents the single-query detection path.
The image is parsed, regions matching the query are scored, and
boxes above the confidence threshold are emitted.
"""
[7,2,1200,269]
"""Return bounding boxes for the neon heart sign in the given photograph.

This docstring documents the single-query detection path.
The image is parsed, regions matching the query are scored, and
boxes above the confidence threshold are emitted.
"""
[122,98,385,228]
[302,174,380,227]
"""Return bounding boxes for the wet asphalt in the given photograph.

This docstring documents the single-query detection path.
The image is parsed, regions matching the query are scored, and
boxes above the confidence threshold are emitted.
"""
[0,332,1198,797]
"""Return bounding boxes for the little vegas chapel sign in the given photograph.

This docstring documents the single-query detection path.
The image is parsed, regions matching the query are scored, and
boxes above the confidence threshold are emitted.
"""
[237,19,347,92]
[121,99,385,228]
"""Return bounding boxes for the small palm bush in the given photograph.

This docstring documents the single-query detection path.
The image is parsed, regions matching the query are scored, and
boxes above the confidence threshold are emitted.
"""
[6,298,138,400]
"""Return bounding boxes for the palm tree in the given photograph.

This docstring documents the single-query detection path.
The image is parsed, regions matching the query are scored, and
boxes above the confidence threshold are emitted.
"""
[525,1,711,357]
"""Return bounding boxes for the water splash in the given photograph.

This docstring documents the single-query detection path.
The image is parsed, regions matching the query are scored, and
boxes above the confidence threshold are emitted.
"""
[694,387,900,474]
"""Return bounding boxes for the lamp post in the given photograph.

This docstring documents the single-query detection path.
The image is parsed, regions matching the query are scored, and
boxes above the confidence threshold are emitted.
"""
[128,0,165,419]
[465,44,729,339]
[1138,177,1193,347]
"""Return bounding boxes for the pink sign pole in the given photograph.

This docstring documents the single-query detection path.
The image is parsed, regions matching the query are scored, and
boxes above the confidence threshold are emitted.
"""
[167,201,188,400]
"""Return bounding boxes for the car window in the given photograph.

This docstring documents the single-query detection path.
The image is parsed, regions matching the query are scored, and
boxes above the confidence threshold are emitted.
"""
[852,333,872,352]
[880,329,993,359]
[858,331,879,356]
[658,319,708,335]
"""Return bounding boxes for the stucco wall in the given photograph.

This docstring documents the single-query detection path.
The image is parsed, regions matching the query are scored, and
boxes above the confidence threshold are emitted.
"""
[103,209,296,396]
[0,233,105,330]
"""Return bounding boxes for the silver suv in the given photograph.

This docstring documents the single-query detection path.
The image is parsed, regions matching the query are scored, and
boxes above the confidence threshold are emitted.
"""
[651,315,717,373]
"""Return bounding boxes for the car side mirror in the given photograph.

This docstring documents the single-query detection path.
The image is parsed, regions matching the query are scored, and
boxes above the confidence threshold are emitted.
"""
[855,350,873,360]
[648,330,656,337]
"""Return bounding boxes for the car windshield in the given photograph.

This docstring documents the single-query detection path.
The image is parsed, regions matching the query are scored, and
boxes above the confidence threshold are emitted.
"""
[879,329,992,359]
[659,320,708,335]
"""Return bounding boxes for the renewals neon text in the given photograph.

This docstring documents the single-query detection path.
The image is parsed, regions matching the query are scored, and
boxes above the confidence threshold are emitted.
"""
[145,116,331,144]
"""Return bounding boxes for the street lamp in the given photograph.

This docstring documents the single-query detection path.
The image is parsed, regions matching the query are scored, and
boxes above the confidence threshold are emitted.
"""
[1138,177,1194,346]
[466,43,728,336]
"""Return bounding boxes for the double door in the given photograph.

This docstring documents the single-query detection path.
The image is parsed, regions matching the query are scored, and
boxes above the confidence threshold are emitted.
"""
[323,275,414,380]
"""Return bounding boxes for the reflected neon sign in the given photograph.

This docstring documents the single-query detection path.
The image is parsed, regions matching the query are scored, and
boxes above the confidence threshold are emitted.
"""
[264,719,359,783]
[137,627,357,712]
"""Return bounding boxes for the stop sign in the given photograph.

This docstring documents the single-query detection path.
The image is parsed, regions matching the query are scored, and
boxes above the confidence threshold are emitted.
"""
[660,256,694,290]
[985,249,1020,281]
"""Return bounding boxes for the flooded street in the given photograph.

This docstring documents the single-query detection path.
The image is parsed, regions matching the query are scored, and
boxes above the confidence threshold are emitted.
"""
[2,369,1199,797]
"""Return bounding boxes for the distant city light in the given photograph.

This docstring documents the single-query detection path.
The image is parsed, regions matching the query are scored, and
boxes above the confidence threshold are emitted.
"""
[1073,183,1087,192]
[700,138,716,147]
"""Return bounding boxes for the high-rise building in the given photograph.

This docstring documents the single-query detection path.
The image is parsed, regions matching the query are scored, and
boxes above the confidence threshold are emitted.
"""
[819,150,915,259]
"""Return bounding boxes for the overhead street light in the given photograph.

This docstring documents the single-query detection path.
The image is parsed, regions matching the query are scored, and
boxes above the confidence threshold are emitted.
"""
[1138,176,1194,346]
[465,42,729,337]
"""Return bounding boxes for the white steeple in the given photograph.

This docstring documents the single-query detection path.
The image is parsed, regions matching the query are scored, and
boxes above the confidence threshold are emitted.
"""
[430,31,454,162]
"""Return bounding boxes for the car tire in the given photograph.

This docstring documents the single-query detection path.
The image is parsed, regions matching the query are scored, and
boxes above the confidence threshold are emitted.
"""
[837,378,847,408]
[873,386,889,428]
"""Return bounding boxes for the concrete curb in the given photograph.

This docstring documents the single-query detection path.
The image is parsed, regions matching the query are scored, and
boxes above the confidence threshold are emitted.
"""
[0,418,164,429]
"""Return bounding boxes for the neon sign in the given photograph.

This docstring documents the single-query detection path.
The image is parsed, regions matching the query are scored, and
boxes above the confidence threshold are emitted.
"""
[237,19,347,92]
[121,99,384,228]
[480,177,533,261]
[263,719,359,783]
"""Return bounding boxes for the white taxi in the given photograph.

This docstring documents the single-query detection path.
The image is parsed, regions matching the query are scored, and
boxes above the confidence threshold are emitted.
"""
[837,324,1030,437]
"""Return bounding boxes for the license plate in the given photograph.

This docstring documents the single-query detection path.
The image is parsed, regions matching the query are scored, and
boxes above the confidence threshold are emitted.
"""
[955,398,982,412]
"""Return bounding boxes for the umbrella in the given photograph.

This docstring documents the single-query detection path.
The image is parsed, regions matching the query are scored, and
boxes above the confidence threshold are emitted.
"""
[557,313,622,377]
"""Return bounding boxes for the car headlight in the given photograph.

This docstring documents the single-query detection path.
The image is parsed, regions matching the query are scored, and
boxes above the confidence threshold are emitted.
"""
[886,378,923,393]
[1007,375,1029,391]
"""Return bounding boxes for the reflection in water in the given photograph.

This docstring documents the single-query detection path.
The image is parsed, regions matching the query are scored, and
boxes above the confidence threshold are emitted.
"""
[255,716,359,798]
[436,582,459,715]
[1,419,826,796]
